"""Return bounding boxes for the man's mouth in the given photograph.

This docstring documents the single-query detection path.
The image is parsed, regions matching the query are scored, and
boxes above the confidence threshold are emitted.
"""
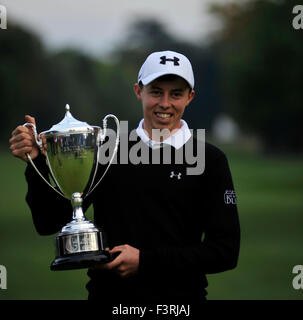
[155,112,172,119]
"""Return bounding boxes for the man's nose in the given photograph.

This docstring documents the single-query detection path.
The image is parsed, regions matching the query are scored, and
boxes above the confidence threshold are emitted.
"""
[159,93,171,109]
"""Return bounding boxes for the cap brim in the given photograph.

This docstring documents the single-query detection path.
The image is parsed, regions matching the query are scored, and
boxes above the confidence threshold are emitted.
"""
[140,71,193,89]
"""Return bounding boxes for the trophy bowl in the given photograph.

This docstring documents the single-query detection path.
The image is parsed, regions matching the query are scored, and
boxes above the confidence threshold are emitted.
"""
[24,104,120,271]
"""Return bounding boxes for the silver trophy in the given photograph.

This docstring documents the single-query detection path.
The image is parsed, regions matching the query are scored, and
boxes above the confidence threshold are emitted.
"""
[24,104,120,271]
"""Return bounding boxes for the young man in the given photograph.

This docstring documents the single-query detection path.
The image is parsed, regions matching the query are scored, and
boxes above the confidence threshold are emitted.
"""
[9,51,240,304]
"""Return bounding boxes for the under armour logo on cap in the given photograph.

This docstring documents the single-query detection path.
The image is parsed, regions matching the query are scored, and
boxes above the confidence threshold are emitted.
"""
[160,56,180,66]
[137,50,195,89]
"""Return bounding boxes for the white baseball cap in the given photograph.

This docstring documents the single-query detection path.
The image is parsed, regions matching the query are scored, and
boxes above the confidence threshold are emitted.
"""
[138,50,195,89]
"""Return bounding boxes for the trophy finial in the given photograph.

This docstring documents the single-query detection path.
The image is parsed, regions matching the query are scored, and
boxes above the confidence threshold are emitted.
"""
[65,104,72,118]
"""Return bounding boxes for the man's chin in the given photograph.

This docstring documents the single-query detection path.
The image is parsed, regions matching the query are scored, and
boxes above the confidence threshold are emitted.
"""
[151,122,179,140]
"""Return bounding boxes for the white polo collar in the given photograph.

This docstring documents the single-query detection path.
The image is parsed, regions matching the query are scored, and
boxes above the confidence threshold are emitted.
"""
[136,118,192,150]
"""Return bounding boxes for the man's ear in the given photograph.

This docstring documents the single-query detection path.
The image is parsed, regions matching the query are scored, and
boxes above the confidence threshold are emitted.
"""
[133,83,142,101]
[186,89,195,106]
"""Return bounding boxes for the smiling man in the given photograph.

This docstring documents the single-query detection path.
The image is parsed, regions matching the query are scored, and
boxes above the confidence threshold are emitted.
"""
[87,51,240,304]
[136,77,193,131]
[9,50,240,307]
[134,52,195,141]
[134,54,195,137]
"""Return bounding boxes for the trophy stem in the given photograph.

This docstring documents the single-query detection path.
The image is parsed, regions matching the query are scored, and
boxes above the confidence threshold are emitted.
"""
[50,190,111,271]
[71,192,85,222]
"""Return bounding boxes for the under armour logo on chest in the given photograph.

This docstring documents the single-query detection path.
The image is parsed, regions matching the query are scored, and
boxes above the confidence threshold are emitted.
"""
[170,171,182,180]
[160,56,180,66]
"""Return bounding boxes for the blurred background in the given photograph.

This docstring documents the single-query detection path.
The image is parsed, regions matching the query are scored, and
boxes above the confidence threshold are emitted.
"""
[0,0,302,299]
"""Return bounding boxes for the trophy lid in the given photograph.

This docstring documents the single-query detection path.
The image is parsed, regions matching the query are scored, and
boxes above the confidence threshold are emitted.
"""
[42,104,95,135]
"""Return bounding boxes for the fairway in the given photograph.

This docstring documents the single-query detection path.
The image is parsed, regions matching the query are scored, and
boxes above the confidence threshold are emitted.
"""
[0,147,303,300]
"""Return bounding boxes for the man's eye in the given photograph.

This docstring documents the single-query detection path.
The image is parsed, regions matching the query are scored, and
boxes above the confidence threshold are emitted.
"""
[172,92,182,97]
[151,91,161,95]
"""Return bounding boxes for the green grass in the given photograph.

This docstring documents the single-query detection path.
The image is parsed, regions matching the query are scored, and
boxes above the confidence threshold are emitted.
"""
[207,146,303,300]
[0,146,303,300]
[0,150,92,299]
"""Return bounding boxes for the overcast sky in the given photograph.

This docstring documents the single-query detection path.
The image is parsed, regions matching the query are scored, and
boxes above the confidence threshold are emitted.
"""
[2,0,235,56]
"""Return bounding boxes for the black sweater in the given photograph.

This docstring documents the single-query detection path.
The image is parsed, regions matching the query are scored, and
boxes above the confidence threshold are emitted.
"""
[25,134,240,303]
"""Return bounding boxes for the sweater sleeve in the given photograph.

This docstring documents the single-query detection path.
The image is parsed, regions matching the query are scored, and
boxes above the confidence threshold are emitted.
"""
[138,150,240,276]
[25,154,92,235]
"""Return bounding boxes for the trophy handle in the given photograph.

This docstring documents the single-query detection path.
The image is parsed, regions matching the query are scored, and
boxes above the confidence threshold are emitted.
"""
[23,122,67,199]
[85,114,120,198]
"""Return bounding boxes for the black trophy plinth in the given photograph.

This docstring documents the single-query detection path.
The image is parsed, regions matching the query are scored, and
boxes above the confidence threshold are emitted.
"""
[50,250,111,271]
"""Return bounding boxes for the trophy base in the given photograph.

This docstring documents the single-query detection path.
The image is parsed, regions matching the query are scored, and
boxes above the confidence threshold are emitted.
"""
[50,250,111,271]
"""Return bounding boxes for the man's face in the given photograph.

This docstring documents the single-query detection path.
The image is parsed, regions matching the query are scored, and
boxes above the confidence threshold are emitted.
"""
[134,77,195,139]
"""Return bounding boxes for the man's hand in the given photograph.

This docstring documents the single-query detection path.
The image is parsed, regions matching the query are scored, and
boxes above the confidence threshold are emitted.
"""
[96,244,140,278]
[9,115,45,162]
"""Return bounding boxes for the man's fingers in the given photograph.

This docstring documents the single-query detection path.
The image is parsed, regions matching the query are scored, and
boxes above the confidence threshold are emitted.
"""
[110,245,127,254]
[92,247,120,271]
[9,131,32,144]
[11,147,31,161]
[11,115,36,137]
[99,246,124,270]
[10,142,33,158]
[104,254,123,270]
[9,131,35,151]
[10,139,33,151]
[11,125,31,137]
[25,115,36,125]
[9,117,41,162]
[98,260,121,271]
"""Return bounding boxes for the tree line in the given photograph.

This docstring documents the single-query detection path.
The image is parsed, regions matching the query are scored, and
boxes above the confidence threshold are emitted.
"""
[0,0,302,153]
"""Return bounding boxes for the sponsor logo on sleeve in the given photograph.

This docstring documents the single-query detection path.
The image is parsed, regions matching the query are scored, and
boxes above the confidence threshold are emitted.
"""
[224,190,237,205]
